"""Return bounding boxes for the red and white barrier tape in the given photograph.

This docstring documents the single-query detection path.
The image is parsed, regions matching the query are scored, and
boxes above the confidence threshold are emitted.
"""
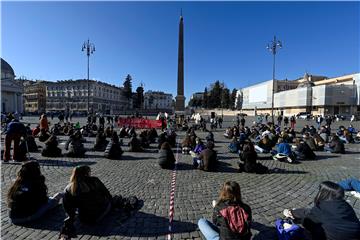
[167,138,181,240]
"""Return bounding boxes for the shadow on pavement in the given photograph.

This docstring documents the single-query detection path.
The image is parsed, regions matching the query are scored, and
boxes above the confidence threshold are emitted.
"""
[36,159,97,167]
[269,168,308,174]
[251,221,277,240]
[121,155,155,161]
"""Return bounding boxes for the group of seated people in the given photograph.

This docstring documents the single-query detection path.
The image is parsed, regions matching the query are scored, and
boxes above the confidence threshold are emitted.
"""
[223,122,354,164]
[7,161,139,240]
[198,180,360,240]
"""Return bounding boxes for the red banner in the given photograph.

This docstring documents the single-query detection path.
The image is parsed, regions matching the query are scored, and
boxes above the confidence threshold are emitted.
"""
[117,118,165,129]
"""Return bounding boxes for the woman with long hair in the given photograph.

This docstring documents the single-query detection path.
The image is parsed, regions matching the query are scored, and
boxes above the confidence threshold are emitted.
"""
[63,165,112,225]
[158,142,176,169]
[198,181,252,240]
[283,181,360,240]
[7,161,63,224]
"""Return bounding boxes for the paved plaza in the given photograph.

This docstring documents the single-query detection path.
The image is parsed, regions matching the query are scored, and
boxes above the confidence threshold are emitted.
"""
[1,116,360,240]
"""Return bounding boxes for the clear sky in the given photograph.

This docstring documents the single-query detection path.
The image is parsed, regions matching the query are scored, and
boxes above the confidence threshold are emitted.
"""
[2,1,359,102]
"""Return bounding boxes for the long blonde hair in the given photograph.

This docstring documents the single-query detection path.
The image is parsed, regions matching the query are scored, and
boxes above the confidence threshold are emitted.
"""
[69,165,91,195]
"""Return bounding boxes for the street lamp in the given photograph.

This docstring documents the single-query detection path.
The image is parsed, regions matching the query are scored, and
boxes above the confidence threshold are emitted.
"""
[266,35,282,123]
[82,39,95,114]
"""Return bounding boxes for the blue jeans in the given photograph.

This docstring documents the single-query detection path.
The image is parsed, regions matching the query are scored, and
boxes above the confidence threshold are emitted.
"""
[338,178,360,192]
[10,197,59,224]
[198,218,220,240]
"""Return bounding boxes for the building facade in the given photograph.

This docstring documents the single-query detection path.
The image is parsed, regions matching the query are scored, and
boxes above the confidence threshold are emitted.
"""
[1,58,23,113]
[237,73,360,116]
[23,80,47,114]
[46,79,128,114]
[144,91,173,111]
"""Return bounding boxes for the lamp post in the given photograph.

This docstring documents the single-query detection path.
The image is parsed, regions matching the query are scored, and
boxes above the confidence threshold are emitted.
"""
[82,39,95,114]
[266,35,282,123]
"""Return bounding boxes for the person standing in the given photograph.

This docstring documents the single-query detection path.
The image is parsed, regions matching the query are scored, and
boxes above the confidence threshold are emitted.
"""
[3,120,27,162]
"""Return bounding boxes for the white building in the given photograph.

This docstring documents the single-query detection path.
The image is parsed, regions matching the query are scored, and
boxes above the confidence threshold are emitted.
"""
[144,91,173,110]
[46,79,129,114]
[1,58,23,113]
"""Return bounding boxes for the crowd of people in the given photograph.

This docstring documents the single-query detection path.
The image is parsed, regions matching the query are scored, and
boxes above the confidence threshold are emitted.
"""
[2,112,360,240]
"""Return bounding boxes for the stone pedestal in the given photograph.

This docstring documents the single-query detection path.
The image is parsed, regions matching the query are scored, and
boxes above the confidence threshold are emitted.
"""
[175,95,185,112]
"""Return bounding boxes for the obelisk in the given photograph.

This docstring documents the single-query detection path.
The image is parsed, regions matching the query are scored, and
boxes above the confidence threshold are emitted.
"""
[175,12,185,112]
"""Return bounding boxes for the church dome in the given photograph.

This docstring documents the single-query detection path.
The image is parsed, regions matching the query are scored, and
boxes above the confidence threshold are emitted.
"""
[1,58,15,77]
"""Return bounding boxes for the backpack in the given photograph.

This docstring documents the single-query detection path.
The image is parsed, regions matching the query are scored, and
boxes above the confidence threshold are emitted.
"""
[219,205,251,235]
[275,218,304,240]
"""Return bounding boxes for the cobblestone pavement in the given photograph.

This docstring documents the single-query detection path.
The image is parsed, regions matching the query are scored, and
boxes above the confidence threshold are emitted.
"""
[1,117,360,240]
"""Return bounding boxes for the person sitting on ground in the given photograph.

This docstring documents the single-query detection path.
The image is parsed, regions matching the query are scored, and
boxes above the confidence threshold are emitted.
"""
[303,133,317,151]
[228,137,240,153]
[283,181,360,240]
[41,135,62,157]
[139,130,150,148]
[7,161,63,224]
[198,141,217,171]
[293,138,316,160]
[324,135,345,154]
[148,128,158,143]
[309,126,317,136]
[348,125,357,134]
[157,132,167,149]
[104,132,123,160]
[118,126,128,138]
[65,130,86,157]
[341,129,354,144]
[128,127,136,138]
[158,142,176,169]
[128,136,144,152]
[61,165,113,236]
[181,134,192,155]
[190,138,206,158]
[312,133,325,151]
[239,142,268,174]
[318,126,329,143]
[166,129,177,147]
[50,123,61,136]
[104,126,113,138]
[205,130,214,143]
[272,138,296,163]
[338,178,360,193]
[20,133,38,153]
[255,135,272,153]
[93,129,109,151]
[198,181,252,240]
[224,127,234,139]
[301,125,310,135]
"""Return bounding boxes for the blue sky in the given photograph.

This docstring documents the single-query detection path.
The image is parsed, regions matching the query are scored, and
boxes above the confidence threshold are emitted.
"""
[2,1,359,102]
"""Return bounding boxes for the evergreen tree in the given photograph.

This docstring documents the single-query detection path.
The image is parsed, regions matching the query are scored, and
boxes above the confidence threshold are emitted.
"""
[221,88,231,109]
[123,74,133,100]
[209,81,222,108]
[135,86,144,109]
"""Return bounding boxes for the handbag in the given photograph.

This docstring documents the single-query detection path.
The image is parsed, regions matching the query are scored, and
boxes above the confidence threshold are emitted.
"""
[275,218,304,240]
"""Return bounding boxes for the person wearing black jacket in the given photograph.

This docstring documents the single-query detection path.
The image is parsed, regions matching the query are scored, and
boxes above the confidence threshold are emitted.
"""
[324,135,345,154]
[104,132,123,160]
[198,181,252,240]
[294,138,316,160]
[158,142,175,169]
[62,166,112,225]
[7,161,63,224]
[283,181,360,240]
[239,142,268,174]
[199,141,217,171]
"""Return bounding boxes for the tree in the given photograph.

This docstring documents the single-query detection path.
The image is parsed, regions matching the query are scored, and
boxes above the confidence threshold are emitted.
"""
[221,88,231,109]
[134,85,144,109]
[209,81,222,108]
[203,87,209,109]
[230,88,237,110]
[123,74,133,98]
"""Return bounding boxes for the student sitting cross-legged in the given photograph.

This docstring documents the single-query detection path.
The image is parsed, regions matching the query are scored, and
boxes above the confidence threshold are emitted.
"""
[198,181,252,240]
[7,161,63,224]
